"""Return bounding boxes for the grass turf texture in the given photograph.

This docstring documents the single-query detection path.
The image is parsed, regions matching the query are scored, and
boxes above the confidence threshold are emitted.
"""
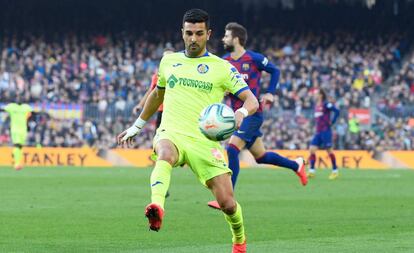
[0,167,413,253]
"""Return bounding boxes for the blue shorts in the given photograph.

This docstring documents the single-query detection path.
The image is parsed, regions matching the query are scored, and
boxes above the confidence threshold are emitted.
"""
[233,113,263,149]
[310,131,333,148]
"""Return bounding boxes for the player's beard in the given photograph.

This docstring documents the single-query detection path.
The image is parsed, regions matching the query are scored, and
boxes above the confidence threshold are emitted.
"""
[223,43,234,52]
[186,43,203,57]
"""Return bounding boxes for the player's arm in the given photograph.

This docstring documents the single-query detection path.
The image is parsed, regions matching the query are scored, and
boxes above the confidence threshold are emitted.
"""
[2,103,12,113]
[117,57,168,146]
[226,64,259,128]
[133,74,158,114]
[117,88,164,146]
[139,88,164,121]
[327,102,340,125]
[235,89,259,129]
[133,88,152,115]
[252,52,280,104]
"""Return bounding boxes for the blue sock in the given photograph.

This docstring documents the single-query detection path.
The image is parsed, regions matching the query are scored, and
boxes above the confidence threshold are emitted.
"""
[309,154,316,169]
[329,153,337,171]
[256,152,299,171]
[226,144,240,189]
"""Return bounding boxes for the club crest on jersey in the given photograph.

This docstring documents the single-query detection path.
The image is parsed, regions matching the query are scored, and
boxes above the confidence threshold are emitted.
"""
[242,63,250,71]
[197,64,209,74]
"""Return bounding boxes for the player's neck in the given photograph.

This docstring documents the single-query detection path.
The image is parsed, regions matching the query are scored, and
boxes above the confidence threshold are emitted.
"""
[185,48,207,58]
[230,46,246,60]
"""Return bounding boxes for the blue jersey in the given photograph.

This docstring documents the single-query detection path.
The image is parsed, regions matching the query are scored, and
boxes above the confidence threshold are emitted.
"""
[314,101,339,133]
[223,50,280,113]
[223,50,280,148]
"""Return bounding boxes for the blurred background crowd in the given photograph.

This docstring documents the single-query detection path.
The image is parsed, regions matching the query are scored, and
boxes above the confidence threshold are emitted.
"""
[0,0,413,151]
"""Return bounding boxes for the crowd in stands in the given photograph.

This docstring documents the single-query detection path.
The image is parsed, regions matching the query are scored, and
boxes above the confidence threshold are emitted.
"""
[0,31,413,151]
[377,51,414,117]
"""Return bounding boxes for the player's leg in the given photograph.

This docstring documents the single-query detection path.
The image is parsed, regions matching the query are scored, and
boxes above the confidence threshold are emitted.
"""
[227,113,264,189]
[206,173,246,252]
[155,111,163,129]
[150,139,178,207]
[145,136,180,231]
[11,130,26,170]
[208,131,246,209]
[250,137,307,186]
[308,145,317,177]
[321,130,338,179]
[187,137,246,251]
[153,111,171,198]
[12,144,23,170]
[326,147,339,180]
[308,133,321,178]
[227,135,246,188]
[250,137,298,171]
[149,112,163,161]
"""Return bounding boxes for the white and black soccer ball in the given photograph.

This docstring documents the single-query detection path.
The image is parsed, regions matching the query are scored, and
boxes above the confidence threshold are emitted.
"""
[199,103,236,141]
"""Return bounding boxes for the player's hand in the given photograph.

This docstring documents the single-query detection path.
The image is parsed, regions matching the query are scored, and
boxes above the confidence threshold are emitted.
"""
[133,105,142,115]
[117,125,142,147]
[260,93,274,106]
[234,111,244,129]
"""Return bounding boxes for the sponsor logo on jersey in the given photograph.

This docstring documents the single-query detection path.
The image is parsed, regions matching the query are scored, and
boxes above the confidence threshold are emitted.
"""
[197,64,209,74]
[178,77,213,92]
[167,75,179,88]
[167,75,213,92]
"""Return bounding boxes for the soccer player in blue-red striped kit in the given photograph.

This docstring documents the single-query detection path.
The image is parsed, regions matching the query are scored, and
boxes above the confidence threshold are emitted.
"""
[208,22,307,209]
[307,88,340,180]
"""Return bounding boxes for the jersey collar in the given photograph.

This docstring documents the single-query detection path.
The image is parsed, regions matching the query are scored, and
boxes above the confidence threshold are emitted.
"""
[182,50,210,58]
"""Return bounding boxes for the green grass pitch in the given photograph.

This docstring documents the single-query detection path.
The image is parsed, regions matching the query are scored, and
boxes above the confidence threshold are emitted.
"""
[0,167,413,252]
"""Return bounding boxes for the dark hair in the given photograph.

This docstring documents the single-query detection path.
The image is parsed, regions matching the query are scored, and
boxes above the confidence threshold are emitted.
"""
[225,22,248,46]
[182,9,210,29]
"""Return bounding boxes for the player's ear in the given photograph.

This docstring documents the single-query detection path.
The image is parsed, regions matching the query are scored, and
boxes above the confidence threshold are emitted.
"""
[207,29,212,40]
[234,37,239,45]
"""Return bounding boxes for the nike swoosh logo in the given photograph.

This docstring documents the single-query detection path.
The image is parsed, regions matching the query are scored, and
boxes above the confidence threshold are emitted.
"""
[172,63,182,67]
[237,130,245,134]
[151,181,164,187]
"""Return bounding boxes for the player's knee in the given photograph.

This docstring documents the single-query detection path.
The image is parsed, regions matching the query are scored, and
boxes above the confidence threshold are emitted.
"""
[253,152,266,162]
[220,198,237,214]
[157,149,177,165]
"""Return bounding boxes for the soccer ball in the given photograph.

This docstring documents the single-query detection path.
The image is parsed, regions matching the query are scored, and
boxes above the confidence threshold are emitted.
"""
[199,103,236,141]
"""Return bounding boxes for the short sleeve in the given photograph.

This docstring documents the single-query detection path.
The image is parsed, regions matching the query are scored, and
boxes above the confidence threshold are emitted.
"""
[222,61,249,96]
[157,57,166,89]
[4,103,14,113]
[24,104,33,113]
[150,74,158,90]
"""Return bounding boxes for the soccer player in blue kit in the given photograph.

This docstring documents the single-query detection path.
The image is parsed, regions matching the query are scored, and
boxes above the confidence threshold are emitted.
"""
[308,88,340,180]
[208,22,307,209]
